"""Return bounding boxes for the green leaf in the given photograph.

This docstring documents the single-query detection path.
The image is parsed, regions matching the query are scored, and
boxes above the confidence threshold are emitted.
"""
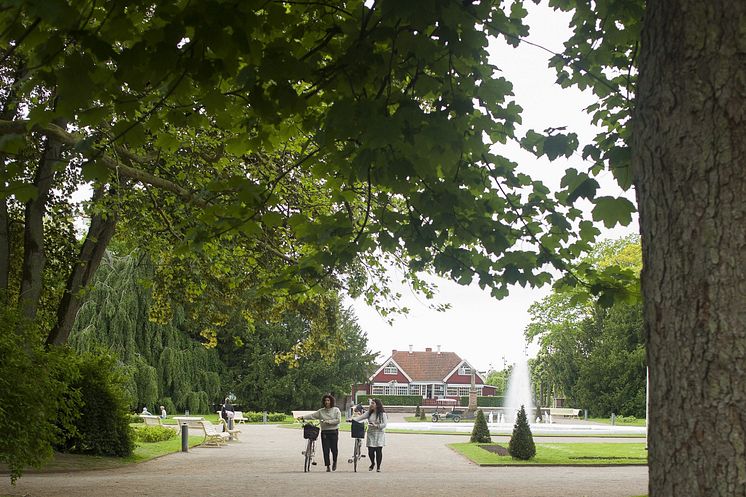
[591,196,636,228]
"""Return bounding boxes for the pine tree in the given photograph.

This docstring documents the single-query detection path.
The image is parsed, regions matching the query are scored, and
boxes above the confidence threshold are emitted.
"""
[470,409,492,443]
[415,405,420,417]
[419,406,426,420]
[508,405,536,460]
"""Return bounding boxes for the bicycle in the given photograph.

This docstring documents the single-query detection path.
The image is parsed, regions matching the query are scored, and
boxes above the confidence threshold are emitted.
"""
[347,419,366,472]
[301,421,320,472]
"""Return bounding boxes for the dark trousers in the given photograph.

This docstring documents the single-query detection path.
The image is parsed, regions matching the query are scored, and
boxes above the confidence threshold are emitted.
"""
[320,430,339,467]
[368,447,383,468]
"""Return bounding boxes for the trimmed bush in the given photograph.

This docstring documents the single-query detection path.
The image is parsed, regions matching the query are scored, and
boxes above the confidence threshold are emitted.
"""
[267,413,287,422]
[356,395,422,406]
[130,414,144,424]
[470,409,492,443]
[58,352,135,457]
[133,426,176,443]
[415,405,421,417]
[508,405,536,460]
[419,408,426,420]
[459,396,504,407]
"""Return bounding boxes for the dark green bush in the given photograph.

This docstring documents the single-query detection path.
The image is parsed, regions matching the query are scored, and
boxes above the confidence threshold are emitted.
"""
[0,305,80,484]
[58,352,134,457]
[129,414,144,424]
[508,405,536,460]
[414,405,420,417]
[470,409,492,443]
[133,426,176,443]
[419,408,426,420]
[267,413,287,422]
[459,396,504,407]
[357,395,422,406]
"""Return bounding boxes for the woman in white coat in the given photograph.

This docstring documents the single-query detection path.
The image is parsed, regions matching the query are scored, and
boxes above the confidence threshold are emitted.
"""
[351,398,387,472]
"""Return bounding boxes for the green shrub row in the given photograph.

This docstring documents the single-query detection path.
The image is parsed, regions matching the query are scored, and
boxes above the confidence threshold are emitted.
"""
[238,411,289,422]
[356,395,423,406]
[459,396,504,407]
[133,426,177,443]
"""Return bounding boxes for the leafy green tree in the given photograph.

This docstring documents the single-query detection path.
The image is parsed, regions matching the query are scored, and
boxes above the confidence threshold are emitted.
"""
[222,302,376,411]
[526,236,645,417]
[470,409,492,443]
[485,367,511,395]
[508,405,535,460]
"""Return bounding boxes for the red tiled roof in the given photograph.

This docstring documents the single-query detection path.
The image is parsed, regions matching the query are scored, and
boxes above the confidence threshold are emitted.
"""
[390,350,463,381]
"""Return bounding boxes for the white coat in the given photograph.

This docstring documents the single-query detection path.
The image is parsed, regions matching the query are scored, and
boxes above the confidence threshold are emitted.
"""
[353,410,387,447]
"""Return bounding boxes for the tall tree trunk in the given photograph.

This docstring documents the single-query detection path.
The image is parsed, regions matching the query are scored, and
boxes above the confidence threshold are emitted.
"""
[18,132,63,318]
[0,60,25,297]
[0,199,8,295]
[634,1,746,496]
[46,189,117,346]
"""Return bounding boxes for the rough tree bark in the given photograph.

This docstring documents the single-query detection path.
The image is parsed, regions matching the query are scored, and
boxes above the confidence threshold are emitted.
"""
[18,132,63,319]
[46,187,117,346]
[634,1,746,496]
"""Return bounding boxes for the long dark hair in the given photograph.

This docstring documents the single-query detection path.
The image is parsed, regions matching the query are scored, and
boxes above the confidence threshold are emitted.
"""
[321,394,336,408]
[370,398,385,421]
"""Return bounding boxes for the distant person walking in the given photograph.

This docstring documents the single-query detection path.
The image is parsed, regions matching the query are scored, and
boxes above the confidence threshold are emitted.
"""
[221,397,234,422]
[351,398,387,472]
[298,394,341,472]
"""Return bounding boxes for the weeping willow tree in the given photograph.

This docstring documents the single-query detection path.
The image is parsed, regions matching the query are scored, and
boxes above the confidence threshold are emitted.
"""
[69,252,223,413]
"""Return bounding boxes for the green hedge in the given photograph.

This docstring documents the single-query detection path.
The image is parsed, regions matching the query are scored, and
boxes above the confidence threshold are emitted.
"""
[356,395,423,406]
[459,396,504,407]
[133,426,177,443]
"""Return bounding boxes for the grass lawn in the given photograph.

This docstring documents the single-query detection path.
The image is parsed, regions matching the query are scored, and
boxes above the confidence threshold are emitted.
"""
[15,436,205,474]
[450,442,648,466]
[588,417,647,427]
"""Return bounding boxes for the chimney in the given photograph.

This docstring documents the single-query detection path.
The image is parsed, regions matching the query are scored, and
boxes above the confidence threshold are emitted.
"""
[437,345,441,354]
[409,345,413,354]
[425,347,432,352]
[392,349,397,355]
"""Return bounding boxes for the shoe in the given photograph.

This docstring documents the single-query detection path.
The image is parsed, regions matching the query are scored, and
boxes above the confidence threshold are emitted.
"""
[376,468,381,472]
[332,461,337,471]
[326,466,330,472]
[368,464,374,471]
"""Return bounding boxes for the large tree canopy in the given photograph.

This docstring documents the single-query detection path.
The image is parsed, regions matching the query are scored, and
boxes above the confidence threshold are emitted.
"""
[1,1,743,496]
[0,0,634,348]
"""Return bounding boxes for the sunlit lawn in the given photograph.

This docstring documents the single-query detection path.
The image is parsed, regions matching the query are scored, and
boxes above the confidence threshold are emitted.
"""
[450,442,648,465]
[588,417,647,427]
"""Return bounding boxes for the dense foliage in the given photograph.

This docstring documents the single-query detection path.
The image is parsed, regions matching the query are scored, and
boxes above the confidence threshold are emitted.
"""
[527,236,645,417]
[132,426,177,444]
[0,304,78,484]
[459,396,504,407]
[69,252,224,413]
[470,409,492,443]
[356,395,422,407]
[55,353,135,457]
[508,405,535,460]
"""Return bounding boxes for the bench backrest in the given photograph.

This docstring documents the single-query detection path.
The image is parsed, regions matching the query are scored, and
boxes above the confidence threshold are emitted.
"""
[200,420,223,435]
[140,415,162,426]
[233,411,245,419]
[550,408,581,416]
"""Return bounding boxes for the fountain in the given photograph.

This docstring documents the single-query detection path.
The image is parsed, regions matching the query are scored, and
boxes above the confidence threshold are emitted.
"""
[503,355,535,423]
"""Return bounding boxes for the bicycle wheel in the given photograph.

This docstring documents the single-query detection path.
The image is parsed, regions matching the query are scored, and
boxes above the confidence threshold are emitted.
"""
[353,439,361,472]
[304,439,312,472]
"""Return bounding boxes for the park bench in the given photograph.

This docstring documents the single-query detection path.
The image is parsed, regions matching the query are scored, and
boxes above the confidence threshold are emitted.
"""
[140,415,180,432]
[549,408,581,420]
[199,420,230,447]
[219,418,241,440]
[233,411,248,423]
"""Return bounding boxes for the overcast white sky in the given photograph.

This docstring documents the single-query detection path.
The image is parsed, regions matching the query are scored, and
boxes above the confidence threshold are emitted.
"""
[347,3,638,372]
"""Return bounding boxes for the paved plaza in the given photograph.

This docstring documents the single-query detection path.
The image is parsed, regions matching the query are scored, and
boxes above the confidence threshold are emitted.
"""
[1,421,648,497]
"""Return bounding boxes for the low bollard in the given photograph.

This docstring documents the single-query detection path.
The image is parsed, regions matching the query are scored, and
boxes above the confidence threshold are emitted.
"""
[584,409,588,420]
[262,411,267,423]
[611,413,616,426]
[181,423,189,452]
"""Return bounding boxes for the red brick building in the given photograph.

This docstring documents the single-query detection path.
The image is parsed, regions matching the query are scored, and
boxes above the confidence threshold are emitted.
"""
[353,346,497,404]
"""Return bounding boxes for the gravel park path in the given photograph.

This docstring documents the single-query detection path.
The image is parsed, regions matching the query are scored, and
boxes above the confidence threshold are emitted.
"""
[1,423,648,497]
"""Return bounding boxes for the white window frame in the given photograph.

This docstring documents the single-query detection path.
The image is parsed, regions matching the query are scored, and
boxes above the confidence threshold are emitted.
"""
[459,365,471,376]
[383,364,398,375]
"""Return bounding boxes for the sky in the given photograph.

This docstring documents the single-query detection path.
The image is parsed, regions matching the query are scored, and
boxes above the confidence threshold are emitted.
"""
[347,3,637,372]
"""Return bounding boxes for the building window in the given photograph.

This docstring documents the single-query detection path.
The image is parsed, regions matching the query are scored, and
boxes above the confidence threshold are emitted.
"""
[396,385,408,396]
[434,384,444,396]
[372,385,385,395]
[409,384,422,395]
[383,364,398,375]
[447,386,472,397]
[458,364,471,376]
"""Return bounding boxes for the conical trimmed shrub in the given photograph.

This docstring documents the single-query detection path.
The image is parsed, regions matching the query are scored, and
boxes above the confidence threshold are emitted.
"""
[470,409,492,443]
[419,407,426,420]
[508,405,536,460]
[415,405,421,417]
